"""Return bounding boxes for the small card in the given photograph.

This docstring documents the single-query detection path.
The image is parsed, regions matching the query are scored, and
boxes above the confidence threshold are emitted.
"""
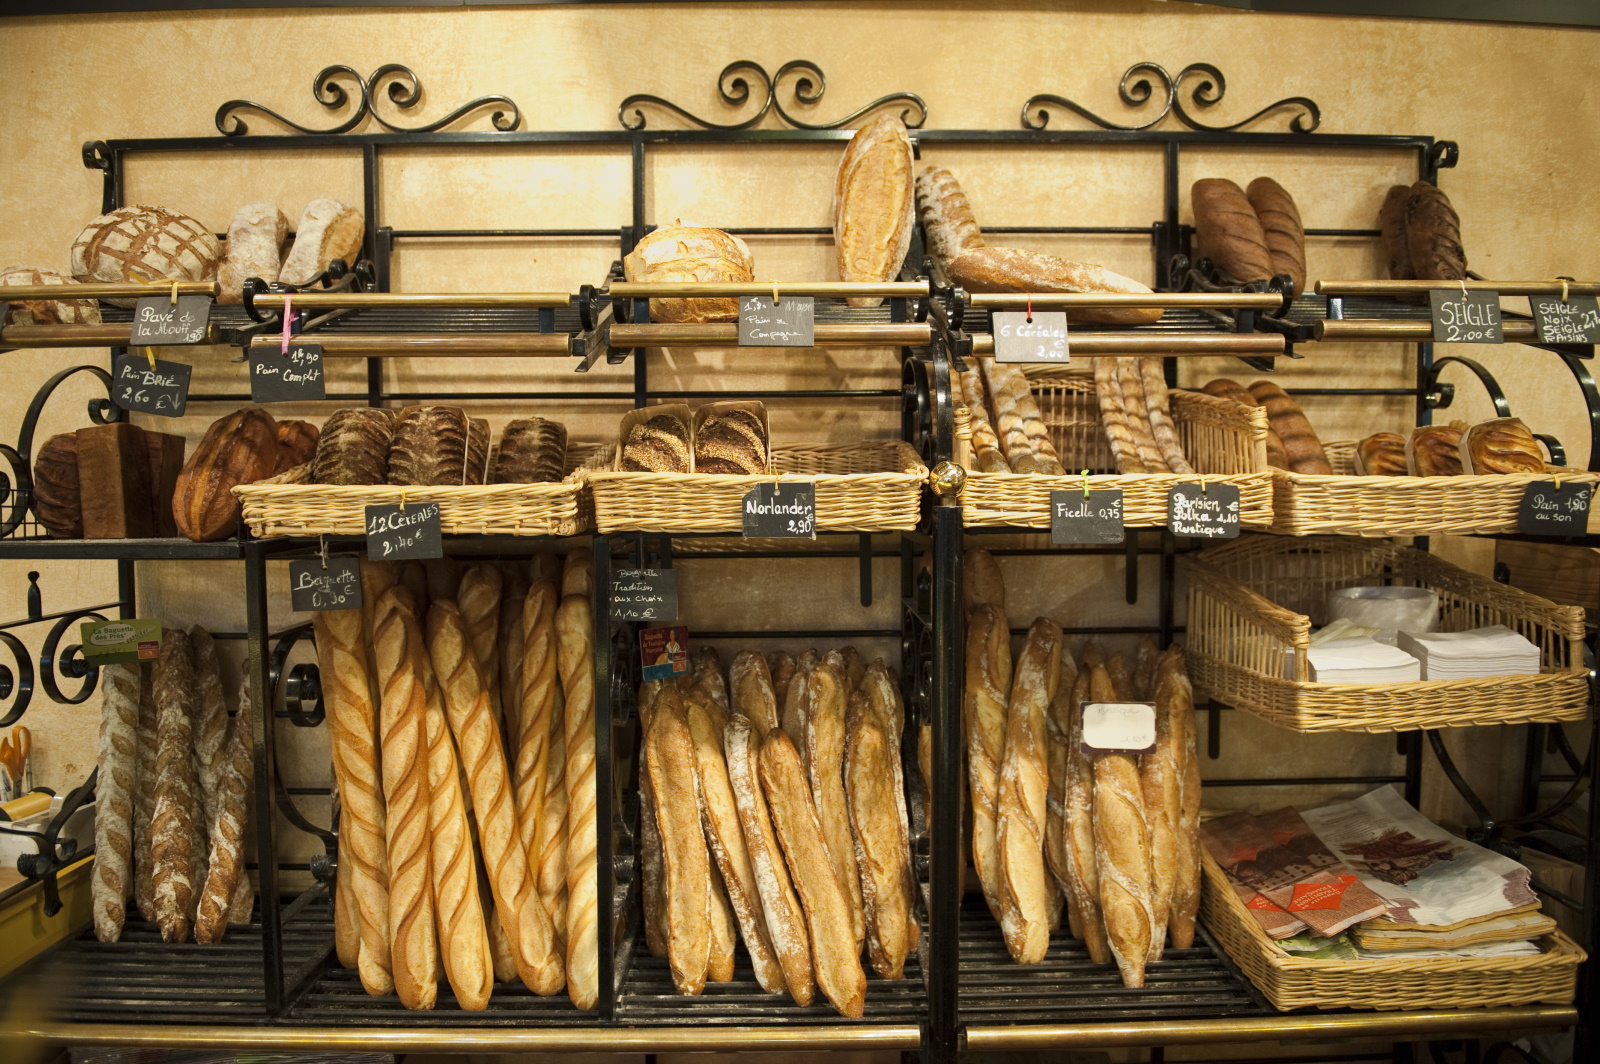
[251,342,327,402]
[1050,488,1123,544]
[1168,482,1242,539]
[742,482,816,538]
[993,311,1070,364]
[640,625,691,682]
[738,295,816,347]
[80,618,163,666]
[1530,295,1600,345]
[289,556,363,612]
[129,295,211,346]
[1081,701,1157,753]
[610,568,679,622]
[1517,481,1593,537]
[111,353,191,418]
[364,502,443,561]
[1429,288,1503,344]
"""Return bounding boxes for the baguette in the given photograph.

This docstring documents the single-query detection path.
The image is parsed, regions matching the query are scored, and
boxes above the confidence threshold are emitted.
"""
[860,659,915,953]
[834,114,916,307]
[1247,380,1331,475]
[194,674,255,946]
[760,729,868,1018]
[372,587,439,1010]
[845,690,914,979]
[189,627,230,836]
[151,630,200,943]
[691,645,729,719]
[1161,647,1203,949]
[947,245,1162,327]
[964,547,1006,616]
[804,661,866,949]
[1116,357,1168,473]
[839,645,867,694]
[561,548,593,600]
[312,609,393,991]
[1094,358,1147,473]
[534,718,568,949]
[638,681,669,959]
[92,663,141,942]
[959,365,1012,474]
[556,593,600,1008]
[645,684,711,995]
[996,618,1062,964]
[1139,359,1193,474]
[456,564,504,726]
[767,651,797,713]
[423,685,494,1011]
[1139,646,1182,963]
[706,862,739,984]
[488,900,517,983]
[1063,666,1110,963]
[1089,664,1154,988]
[1246,177,1307,294]
[1042,646,1076,904]
[965,602,1011,922]
[781,655,814,773]
[498,565,530,741]
[981,357,1065,475]
[1106,651,1135,702]
[335,826,358,968]
[514,580,562,909]
[133,668,158,923]
[915,165,985,270]
[730,650,781,737]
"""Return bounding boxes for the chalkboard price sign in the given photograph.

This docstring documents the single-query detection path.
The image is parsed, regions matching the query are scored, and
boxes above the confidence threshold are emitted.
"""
[738,296,816,347]
[289,556,363,612]
[1530,295,1600,345]
[111,353,191,417]
[1050,488,1123,544]
[742,482,816,538]
[610,568,679,622]
[1168,482,1242,539]
[1081,701,1157,753]
[251,343,327,402]
[993,311,1070,364]
[364,502,443,561]
[1429,288,1503,344]
[129,295,211,346]
[1517,481,1593,537]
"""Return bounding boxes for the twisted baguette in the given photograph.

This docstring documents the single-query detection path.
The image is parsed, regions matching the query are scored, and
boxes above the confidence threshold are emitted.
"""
[194,677,255,946]
[959,365,1011,473]
[982,357,1065,475]
[92,663,140,941]
[1117,357,1167,472]
[151,630,200,942]
[997,618,1062,963]
[133,667,158,923]
[422,681,493,1010]
[1094,358,1147,472]
[556,593,599,1008]
[1139,359,1193,474]
[456,564,503,726]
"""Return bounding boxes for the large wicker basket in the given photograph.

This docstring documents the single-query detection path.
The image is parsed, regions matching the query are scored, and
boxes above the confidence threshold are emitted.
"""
[1201,851,1583,1011]
[1182,536,1589,733]
[957,368,1274,529]
[1269,440,1600,537]
[587,441,927,534]
[233,446,609,538]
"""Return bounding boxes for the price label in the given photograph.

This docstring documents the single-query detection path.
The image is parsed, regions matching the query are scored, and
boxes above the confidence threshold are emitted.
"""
[742,481,816,539]
[640,625,691,682]
[1530,295,1600,345]
[111,353,191,417]
[1082,701,1157,753]
[1050,488,1123,544]
[1517,481,1593,537]
[251,343,327,402]
[610,568,678,622]
[129,295,211,346]
[1168,482,1241,539]
[289,556,363,612]
[79,618,163,666]
[738,295,816,347]
[993,311,1070,364]
[1429,289,1503,344]
[364,502,442,561]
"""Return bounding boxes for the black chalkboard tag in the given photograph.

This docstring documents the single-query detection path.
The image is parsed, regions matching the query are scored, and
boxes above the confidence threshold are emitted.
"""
[1517,481,1593,536]
[364,502,443,561]
[129,294,211,345]
[738,296,815,347]
[742,482,816,539]
[993,311,1070,364]
[251,342,327,402]
[610,568,679,622]
[1050,488,1123,544]
[1530,295,1600,345]
[1429,289,1503,344]
[111,353,191,417]
[1168,482,1242,539]
[289,556,363,612]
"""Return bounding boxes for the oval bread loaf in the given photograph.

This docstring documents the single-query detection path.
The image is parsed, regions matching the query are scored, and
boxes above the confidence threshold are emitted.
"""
[1191,179,1272,283]
[1247,380,1331,475]
[947,246,1162,326]
[834,114,915,307]
[172,407,279,541]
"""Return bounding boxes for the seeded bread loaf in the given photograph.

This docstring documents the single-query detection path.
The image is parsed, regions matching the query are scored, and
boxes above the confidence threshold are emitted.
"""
[313,407,397,486]
[694,405,768,475]
[622,412,692,473]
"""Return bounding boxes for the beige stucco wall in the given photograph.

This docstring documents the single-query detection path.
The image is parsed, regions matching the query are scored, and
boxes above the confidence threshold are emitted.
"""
[1,3,1595,858]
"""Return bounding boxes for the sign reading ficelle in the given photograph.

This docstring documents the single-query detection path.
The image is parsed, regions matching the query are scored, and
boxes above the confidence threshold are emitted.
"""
[79,618,163,666]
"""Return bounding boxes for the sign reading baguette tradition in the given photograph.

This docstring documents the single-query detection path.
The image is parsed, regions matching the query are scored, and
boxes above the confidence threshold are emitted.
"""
[610,568,678,622]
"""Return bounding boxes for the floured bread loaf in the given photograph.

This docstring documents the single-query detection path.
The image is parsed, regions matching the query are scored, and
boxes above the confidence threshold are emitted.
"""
[623,413,691,473]
[494,418,568,484]
[218,203,290,304]
[623,222,755,323]
[0,266,100,325]
[70,205,222,307]
[915,166,984,270]
[387,406,473,486]
[313,407,397,486]
[279,199,364,286]
[695,406,767,475]
[947,246,1161,326]
[834,115,915,307]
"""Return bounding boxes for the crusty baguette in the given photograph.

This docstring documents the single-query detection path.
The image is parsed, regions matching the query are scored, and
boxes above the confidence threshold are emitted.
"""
[1246,177,1307,295]
[133,666,158,923]
[846,690,914,979]
[372,587,439,1010]
[1094,358,1147,473]
[194,674,254,946]
[1202,378,1288,470]
[726,712,815,1005]
[335,828,358,967]
[1160,647,1202,950]
[1117,357,1168,473]
[556,593,600,1008]
[427,601,561,996]
[804,660,865,949]
[915,165,985,270]
[93,663,140,942]
[781,655,814,774]
[964,547,1006,616]
[1063,666,1110,963]
[534,717,569,949]
[456,564,504,726]
[947,245,1162,327]
[706,863,739,984]
[767,651,797,712]
[1139,359,1193,474]
[835,113,915,307]
[1089,664,1153,989]
[1248,380,1331,475]
[311,610,392,989]
[638,681,669,959]
[1139,647,1182,964]
[730,650,781,738]
[996,618,1062,964]
[561,547,593,601]
[981,357,1066,475]
[1106,651,1135,702]
[760,730,868,1018]
[1133,635,1160,702]
[860,659,915,953]
[498,565,530,735]
[515,579,562,909]
[839,645,867,694]
[959,365,1012,474]
[188,627,230,839]
[691,645,729,720]
[645,684,711,995]
[151,630,200,943]
[1042,646,1076,904]
[965,602,1011,922]
[488,900,517,983]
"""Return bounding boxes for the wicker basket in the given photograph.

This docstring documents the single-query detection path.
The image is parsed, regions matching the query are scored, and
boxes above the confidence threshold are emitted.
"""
[1182,536,1589,732]
[1269,440,1600,537]
[957,368,1274,529]
[233,446,610,538]
[587,441,927,534]
[1201,851,1583,1011]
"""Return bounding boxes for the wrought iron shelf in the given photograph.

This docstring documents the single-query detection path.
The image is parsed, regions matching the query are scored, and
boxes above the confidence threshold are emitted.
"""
[0,537,246,560]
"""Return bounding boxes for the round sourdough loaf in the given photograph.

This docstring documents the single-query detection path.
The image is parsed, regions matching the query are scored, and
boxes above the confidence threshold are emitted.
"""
[0,265,101,325]
[70,205,222,306]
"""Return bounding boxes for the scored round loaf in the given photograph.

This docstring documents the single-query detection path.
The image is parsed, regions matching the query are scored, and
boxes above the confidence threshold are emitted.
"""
[1355,432,1408,476]
[0,266,101,325]
[695,408,768,475]
[1245,177,1306,294]
[172,407,279,542]
[312,407,397,486]
[493,418,568,484]
[70,205,221,307]
[33,432,82,539]
[623,222,755,324]
[387,406,472,487]
[1191,179,1273,283]
[622,413,691,473]
[273,419,320,475]
[1404,182,1467,282]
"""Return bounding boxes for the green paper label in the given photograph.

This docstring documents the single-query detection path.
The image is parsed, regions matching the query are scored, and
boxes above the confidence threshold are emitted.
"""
[80,618,162,665]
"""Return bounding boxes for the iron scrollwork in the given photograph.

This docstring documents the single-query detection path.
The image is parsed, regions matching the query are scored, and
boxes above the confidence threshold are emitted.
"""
[215,64,522,137]
[0,609,109,729]
[1023,62,1320,134]
[619,60,926,131]
[2,365,121,540]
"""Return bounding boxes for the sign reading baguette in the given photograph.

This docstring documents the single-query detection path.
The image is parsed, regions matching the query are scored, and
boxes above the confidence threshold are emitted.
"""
[1050,488,1123,544]
[1081,701,1157,753]
[640,624,691,681]
[1517,481,1593,536]
[1530,295,1600,345]
[364,502,443,561]
[993,310,1070,364]
[1168,482,1241,538]
[1429,289,1503,344]
[610,568,678,622]
[112,353,191,417]
[289,556,363,611]
[738,295,815,347]
[251,342,327,402]
[79,617,163,666]
[742,481,816,538]
[129,294,211,346]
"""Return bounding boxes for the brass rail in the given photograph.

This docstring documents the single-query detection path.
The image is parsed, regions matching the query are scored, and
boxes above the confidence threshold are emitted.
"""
[970,333,1286,357]
[967,293,1284,310]
[1,324,222,348]
[611,281,928,298]
[609,323,933,346]
[0,281,218,300]
[253,292,572,309]
[1318,280,1600,298]
[1315,319,1540,343]
[246,334,573,356]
